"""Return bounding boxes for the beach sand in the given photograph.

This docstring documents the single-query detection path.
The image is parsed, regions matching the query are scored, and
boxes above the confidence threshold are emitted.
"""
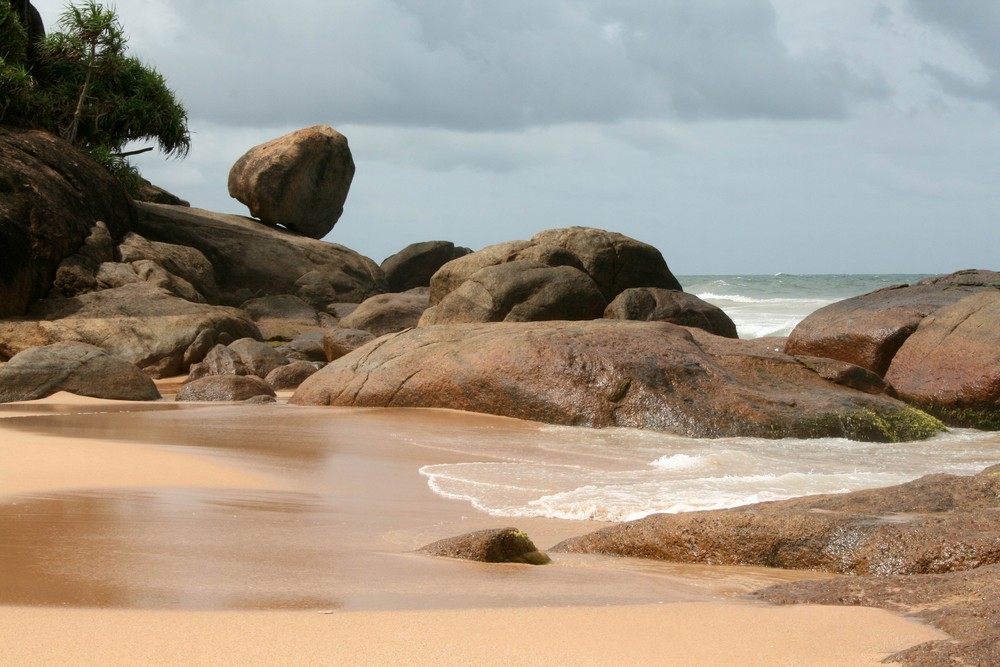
[0,393,946,665]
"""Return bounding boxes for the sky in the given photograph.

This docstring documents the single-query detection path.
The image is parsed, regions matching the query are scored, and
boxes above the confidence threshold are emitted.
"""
[30,0,1000,274]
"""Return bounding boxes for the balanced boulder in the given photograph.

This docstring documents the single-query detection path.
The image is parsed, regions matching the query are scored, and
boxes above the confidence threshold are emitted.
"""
[227,125,355,239]
[0,342,160,402]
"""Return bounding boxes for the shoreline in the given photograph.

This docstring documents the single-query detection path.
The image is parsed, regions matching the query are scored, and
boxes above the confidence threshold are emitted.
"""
[0,393,947,664]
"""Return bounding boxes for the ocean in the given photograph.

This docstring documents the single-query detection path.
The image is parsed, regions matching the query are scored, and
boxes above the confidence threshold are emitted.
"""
[419,274,1000,522]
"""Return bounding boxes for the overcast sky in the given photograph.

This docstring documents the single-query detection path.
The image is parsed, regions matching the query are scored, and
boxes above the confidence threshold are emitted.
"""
[32,0,1000,274]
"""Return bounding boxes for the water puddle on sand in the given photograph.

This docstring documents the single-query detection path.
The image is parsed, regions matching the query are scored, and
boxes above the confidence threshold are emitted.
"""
[0,403,833,611]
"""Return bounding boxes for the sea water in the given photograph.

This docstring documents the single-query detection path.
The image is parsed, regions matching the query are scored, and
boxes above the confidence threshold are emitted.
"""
[419,274,1000,522]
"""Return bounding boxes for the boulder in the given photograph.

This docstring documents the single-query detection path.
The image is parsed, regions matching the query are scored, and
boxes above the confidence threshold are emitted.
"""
[227,125,355,239]
[381,241,471,293]
[264,360,322,390]
[419,261,607,325]
[275,332,328,363]
[176,375,276,402]
[133,202,385,304]
[239,294,337,341]
[339,289,429,336]
[292,270,343,310]
[604,287,738,338]
[785,270,1000,429]
[428,240,587,306]
[321,328,376,362]
[418,528,551,565]
[117,232,219,303]
[0,342,160,403]
[186,344,252,382]
[0,127,134,316]
[227,337,290,378]
[529,227,682,300]
[885,290,1000,429]
[553,465,1000,576]
[0,283,261,378]
[291,321,943,442]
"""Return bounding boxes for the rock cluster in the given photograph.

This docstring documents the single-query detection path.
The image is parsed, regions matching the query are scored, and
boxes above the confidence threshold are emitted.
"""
[786,271,1000,429]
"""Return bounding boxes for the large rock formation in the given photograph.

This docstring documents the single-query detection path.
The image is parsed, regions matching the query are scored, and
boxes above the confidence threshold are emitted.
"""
[553,465,1000,575]
[133,202,385,304]
[0,283,261,377]
[0,127,134,316]
[431,228,682,304]
[117,232,219,304]
[227,125,355,239]
[785,270,1000,429]
[291,320,943,442]
[0,342,160,403]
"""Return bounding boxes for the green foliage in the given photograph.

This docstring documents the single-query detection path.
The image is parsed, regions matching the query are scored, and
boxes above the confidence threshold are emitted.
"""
[86,144,145,197]
[1,1,190,188]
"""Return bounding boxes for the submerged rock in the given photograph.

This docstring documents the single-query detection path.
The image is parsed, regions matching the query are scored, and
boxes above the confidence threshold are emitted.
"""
[418,528,551,565]
[291,320,943,442]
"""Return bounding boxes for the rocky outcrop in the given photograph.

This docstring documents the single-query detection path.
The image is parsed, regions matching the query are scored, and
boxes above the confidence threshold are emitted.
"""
[176,375,276,402]
[419,261,607,325]
[50,221,115,298]
[117,232,219,303]
[0,342,160,402]
[339,289,429,336]
[554,465,1000,575]
[227,125,355,239]
[381,241,471,292]
[418,528,551,565]
[604,287,738,338]
[0,283,260,377]
[291,320,943,442]
[133,202,385,304]
[758,563,1000,667]
[785,270,1000,429]
[0,127,134,316]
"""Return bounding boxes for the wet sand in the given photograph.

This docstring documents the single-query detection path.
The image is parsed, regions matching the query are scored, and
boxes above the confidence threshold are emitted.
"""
[0,393,946,665]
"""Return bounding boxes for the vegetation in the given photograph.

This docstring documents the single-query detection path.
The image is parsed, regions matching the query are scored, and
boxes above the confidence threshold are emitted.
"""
[0,1,189,192]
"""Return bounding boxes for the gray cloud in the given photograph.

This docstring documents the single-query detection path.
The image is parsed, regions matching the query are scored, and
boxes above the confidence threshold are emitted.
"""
[906,0,1000,106]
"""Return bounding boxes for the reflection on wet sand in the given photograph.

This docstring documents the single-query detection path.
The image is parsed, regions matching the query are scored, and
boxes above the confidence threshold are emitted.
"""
[0,402,830,612]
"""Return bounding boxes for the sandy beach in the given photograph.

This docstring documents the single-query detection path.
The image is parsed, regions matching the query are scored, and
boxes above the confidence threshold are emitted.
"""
[0,393,946,665]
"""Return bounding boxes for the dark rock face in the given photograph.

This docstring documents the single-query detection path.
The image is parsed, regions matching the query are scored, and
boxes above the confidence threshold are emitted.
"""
[381,241,471,292]
[0,342,160,402]
[785,270,1000,429]
[291,320,942,442]
[0,283,261,378]
[50,221,115,298]
[418,528,551,565]
[553,466,1000,576]
[604,287,738,338]
[133,202,385,304]
[420,261,607,325]
[0,127,134,316]
[176,375,276,402]
[339,289,429,336]
[227,125,355,239]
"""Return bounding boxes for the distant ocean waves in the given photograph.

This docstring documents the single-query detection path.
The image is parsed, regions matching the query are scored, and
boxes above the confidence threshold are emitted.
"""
[678,274,931,338]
